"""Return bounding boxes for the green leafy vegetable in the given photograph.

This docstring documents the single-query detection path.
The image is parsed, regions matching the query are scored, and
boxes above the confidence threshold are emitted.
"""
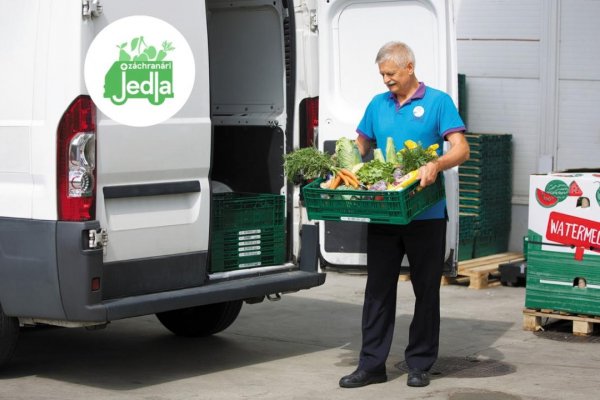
[335,137,362,170]
[283,147,334,184]
[398,141,438,172]
[355,159,396,185]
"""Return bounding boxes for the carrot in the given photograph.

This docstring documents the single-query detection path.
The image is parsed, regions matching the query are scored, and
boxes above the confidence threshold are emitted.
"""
[338,172,352,187]
[339,169,360,188]
[329,174,342,190]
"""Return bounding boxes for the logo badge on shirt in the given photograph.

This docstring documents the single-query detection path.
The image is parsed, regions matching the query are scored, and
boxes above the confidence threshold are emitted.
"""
[413,106,425,118]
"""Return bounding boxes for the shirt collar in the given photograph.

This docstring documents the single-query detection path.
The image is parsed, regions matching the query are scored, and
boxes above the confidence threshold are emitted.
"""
[387,82,426,107]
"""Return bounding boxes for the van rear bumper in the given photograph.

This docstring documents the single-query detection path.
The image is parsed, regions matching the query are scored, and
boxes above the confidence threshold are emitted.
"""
[101,269,326,321]
[0,218,324,323]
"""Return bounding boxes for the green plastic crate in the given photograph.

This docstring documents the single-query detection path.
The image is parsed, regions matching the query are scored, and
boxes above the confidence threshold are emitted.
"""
[458,238,475,261]
[464,133,513,143]
[525,231,600,316]
[302,177,445,225]
[212,192,284,230]
[462,155,512,168]
[211,230,286,272]
[473,228,510,258]
[210,192,286,272]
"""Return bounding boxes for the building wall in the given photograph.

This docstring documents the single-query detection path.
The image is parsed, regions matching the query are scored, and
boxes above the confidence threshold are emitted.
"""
[455,0,600,252]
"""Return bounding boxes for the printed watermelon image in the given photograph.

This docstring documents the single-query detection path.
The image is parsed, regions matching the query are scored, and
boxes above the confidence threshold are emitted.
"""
[536,188,558,208]
[568,181,583,196]
[544,180,569,202]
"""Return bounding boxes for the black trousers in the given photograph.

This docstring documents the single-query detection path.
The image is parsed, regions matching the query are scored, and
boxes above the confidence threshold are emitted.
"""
[357,218,446,373]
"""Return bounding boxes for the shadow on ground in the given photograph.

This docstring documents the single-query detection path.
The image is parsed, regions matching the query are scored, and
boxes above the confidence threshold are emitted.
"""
[0,294,515,390]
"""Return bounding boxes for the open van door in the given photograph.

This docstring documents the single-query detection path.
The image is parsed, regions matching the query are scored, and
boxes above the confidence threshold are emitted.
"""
[87,3,212,297]
[317,0,459,273]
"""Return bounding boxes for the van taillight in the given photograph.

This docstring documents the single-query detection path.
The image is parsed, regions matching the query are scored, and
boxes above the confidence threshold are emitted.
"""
[57,95,97,221]
[300,97,318,147]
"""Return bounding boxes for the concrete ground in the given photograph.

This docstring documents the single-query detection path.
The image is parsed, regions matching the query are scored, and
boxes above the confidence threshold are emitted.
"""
[1,270,599,400]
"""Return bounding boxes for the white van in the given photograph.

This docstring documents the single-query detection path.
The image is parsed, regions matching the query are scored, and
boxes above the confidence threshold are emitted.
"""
[0,0,458,367]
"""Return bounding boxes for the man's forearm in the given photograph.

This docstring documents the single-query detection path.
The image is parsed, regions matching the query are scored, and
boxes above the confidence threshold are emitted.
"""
[434,138,470,171]
[356,134,372,157]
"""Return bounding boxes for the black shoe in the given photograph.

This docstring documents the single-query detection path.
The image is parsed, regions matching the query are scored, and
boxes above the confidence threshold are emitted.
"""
[407,370,430,387]
[339,369,387,388]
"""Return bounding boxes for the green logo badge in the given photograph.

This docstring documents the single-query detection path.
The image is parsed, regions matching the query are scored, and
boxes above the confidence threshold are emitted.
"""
[104,38,175,105]
[85,16,195,127]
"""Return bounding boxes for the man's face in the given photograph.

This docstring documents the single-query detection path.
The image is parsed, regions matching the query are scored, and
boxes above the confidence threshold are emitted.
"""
[378,59,414,96]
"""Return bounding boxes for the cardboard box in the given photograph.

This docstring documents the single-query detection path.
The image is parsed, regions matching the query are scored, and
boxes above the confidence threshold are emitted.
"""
[525,171,600,315]
[528,171,600,260]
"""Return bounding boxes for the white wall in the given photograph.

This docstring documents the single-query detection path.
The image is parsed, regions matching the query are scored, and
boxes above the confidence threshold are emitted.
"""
[455,0,600,252]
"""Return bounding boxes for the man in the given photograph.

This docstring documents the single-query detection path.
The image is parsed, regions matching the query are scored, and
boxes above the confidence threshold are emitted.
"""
[339,41,469,389]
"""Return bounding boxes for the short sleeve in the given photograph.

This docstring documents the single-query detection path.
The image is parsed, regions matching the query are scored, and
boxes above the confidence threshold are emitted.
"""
[356,97,377,140]
[438,94,466,138]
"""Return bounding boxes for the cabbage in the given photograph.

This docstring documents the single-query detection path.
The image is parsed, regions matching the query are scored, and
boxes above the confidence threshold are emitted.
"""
[335,137,362,169]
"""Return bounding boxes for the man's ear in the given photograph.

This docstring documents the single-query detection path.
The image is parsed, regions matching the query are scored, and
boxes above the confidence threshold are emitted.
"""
[406,62,415,75]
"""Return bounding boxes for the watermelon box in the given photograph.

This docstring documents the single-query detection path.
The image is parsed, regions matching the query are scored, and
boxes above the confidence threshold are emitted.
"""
[529,170,600,261]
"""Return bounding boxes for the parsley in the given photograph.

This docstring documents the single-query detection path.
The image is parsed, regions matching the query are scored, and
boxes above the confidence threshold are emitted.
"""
[355,160,396,185]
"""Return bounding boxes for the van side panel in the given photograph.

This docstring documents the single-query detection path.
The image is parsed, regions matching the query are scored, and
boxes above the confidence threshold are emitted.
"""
[0,2,38,218]
[32,1,85,220]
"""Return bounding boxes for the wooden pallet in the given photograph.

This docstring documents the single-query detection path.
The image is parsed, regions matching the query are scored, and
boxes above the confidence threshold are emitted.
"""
[523,308,600,336]
[442,252,524,289]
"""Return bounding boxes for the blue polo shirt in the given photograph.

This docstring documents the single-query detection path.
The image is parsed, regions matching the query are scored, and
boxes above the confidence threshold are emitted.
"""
[356,82,465,220]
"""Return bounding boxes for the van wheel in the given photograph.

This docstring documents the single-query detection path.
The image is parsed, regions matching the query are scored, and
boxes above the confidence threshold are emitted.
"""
[156,300,243,337]
[0,305,19,368]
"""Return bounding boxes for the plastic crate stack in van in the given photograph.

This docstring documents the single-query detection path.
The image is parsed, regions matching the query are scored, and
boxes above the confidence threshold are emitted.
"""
[458,133,512,260]
[210,192,285,273]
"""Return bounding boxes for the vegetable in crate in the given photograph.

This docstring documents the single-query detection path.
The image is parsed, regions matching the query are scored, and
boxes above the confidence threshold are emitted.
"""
[326,168,360,190]
[355,159,396,186]
[369,180,388,191]
[373,148,385,162]
[335,137,363,170]
[385,137,398,164]
[396,140,439,173]
[283,147,334,184]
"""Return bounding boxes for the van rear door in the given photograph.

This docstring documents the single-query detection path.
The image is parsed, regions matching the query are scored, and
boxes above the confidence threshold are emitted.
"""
[317,0,459,269]
[86,3,211,288]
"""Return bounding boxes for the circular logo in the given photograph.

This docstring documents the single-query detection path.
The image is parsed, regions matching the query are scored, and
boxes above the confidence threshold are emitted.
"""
[413,106,425,118]
[84,16,195,127]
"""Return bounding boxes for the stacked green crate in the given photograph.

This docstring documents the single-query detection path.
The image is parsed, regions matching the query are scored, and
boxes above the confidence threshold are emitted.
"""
[458,133,512,260]
[526,231,600,315]
[458,212,477,260]
[210,192,286,273]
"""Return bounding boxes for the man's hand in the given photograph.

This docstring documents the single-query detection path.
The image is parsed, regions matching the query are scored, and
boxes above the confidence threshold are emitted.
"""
[418,160,440,187]
[417,132,470,187]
